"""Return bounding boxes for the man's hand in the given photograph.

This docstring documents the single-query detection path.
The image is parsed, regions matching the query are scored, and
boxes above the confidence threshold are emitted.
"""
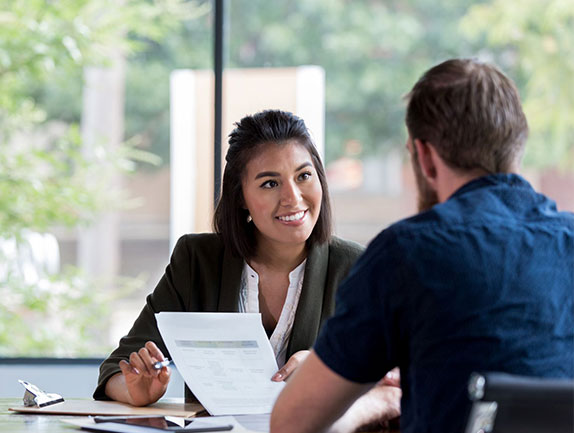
[271,351,369,433]
[106,341,171,406]
[381,367,400,387]
[328,380,401,433]
[271,350,310,382]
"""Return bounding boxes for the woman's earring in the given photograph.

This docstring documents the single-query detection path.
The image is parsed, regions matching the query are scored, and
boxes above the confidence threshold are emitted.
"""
[246,214,252,223]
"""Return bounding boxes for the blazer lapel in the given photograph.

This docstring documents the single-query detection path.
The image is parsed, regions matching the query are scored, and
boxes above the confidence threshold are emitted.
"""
[287,242,329,355]
[217,246,243,312]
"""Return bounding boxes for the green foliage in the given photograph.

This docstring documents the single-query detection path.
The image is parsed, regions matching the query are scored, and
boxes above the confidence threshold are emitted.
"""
[21,0,574,169]
[0,125,162,238]
[0,0,198,231]
[0,264,145,356]
[0,0,194,356]
[1,127,95,236]
[226,0,426,160]
[119,0,574,169]
[80,0,486,163]
[461,0,574,170]
[3,0,573,356]
[124,4,213,163]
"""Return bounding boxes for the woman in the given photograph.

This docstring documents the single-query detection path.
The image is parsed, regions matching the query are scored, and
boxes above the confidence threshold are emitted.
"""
[93,109,364,406]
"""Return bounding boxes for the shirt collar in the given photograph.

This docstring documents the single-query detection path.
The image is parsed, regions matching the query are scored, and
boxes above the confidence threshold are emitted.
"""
[449,173,531,200]
[288,259,307,285]
[244,259,307,286]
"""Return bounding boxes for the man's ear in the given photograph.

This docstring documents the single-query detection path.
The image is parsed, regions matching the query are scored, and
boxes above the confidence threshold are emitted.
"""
[413,138,438,186]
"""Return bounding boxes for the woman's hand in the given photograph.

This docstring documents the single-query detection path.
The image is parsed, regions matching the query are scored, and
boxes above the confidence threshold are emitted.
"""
[271,350,310,382]
[106,341,171,406]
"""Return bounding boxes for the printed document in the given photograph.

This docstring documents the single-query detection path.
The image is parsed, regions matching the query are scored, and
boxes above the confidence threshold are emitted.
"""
[156,312,285,416]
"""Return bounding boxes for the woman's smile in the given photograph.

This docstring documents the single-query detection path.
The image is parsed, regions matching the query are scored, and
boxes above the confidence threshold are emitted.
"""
[276,209,308,224]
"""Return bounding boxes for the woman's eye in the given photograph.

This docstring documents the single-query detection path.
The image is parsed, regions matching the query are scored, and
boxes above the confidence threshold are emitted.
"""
[261,179,279,189]
[298,171,312,181]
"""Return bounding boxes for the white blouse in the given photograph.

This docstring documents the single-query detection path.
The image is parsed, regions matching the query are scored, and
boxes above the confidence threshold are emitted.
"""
[238,260,306,368]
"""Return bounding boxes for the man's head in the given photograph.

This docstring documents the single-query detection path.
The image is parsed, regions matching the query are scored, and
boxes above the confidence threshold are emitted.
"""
[405,58,529,211]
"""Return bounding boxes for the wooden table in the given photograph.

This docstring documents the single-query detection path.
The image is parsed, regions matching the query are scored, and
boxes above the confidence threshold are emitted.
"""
[1,398,399,432]
[1,398,202,433]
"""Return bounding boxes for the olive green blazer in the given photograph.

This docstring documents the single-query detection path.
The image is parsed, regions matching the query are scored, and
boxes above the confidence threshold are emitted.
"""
[94,233,364,401]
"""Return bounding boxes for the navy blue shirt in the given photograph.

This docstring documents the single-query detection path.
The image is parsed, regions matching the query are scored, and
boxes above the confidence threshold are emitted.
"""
[315,174,574,433]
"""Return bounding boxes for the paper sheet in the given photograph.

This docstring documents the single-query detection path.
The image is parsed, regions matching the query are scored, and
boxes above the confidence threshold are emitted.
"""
[156,313,285,416]
[233,414,270,432]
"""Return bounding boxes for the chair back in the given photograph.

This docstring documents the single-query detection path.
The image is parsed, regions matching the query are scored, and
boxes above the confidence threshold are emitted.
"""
[465,372,574,433]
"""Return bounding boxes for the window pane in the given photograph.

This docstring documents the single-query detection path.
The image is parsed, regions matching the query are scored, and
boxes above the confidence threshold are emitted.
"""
[2,0,572,358]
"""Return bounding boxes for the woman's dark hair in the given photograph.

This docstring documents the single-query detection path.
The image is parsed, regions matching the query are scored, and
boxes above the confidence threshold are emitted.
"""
[213,109,332,259]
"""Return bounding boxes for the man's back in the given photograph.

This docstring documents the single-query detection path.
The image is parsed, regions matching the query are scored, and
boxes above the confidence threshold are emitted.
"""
[271,59,573,433]
[314,174,574,433]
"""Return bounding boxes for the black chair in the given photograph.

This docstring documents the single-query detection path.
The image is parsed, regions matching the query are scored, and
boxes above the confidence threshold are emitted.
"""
[465,372,574,433]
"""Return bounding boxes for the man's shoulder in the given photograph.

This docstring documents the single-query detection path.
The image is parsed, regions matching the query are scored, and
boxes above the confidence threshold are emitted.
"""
[385,174,574,237]
[368,213,434,246]
[443,173,574,227]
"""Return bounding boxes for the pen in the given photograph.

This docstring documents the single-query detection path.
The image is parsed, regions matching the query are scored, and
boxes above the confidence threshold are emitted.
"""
[152,358,173,370]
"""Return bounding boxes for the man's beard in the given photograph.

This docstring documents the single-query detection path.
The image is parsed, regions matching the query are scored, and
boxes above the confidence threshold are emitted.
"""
[412,149,439,212]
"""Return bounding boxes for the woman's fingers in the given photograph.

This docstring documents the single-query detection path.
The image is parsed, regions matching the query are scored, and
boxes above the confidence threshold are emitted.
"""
[123,342,168,380]
[145,341,167,363]
[118,341,169,381]
[128,349,153,377]
[271,350,310,382]
[157,365,172,385]
[119,359,139,376]
[116,344,171,406]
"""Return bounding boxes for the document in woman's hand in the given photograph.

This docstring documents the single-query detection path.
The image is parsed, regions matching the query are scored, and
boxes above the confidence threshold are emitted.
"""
[156,313,285,416]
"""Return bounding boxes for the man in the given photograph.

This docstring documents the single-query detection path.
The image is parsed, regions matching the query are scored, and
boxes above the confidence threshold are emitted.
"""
[270,58,574,433]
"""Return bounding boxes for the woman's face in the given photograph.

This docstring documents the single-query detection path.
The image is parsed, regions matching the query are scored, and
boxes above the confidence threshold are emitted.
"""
[241,140,323,252]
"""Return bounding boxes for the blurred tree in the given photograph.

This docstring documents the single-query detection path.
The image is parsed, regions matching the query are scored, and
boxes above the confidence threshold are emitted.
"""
[227,0,422,161]
[3,0,573,354]
[28,0,574,168]
[0,0,199,356]
[31,0,485,164]
[27,0,212,166]
[461,0,574,170]
[226,0,484,161]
